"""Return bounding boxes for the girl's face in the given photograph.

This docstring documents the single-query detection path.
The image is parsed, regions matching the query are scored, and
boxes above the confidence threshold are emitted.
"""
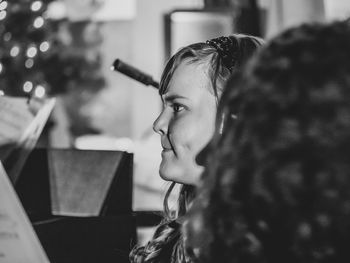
[153,60,217,185]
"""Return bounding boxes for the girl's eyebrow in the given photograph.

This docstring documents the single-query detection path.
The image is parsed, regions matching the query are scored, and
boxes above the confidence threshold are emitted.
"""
[162,94,189,103]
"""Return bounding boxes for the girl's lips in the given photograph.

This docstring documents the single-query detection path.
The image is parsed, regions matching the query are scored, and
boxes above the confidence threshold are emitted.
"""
[161,148,173,157]
[161,144,172,150]
[162,148,172,152]
[161,142,172,151]
[161,137,172,151]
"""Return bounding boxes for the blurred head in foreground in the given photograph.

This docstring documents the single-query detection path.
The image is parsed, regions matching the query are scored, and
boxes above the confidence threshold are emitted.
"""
[185,19,350,263]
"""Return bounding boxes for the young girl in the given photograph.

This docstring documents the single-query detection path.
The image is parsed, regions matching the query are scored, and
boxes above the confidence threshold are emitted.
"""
[130,34,263,263]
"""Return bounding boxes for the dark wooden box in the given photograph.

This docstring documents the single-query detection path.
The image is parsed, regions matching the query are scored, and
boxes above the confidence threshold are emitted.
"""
[12,148,135,263]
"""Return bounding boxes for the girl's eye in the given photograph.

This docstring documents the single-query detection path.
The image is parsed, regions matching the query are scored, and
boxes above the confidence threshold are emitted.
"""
[173,104,184,113]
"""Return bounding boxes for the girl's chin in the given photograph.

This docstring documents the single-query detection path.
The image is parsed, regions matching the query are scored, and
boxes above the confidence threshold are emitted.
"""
[159,162,203,185]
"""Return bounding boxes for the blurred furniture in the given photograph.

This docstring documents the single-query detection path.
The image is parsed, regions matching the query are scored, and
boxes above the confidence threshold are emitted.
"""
[164,9,235,59]
[164,6,266,59]
[14,148,134,263]
[266,0,325,38]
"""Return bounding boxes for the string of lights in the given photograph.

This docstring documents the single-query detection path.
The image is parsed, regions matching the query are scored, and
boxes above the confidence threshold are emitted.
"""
[0,0,105,99]
[0,0,54,98]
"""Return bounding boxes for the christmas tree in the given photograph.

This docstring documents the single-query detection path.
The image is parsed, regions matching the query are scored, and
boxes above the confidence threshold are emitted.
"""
[0,0,105,98]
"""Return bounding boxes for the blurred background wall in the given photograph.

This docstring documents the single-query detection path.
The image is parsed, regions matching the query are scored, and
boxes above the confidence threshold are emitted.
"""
[46,0,350,148]
[1,0,350,213]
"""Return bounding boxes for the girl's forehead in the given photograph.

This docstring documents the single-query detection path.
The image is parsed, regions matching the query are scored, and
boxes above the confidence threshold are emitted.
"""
[160,55,213,95]
[162,62,213,99]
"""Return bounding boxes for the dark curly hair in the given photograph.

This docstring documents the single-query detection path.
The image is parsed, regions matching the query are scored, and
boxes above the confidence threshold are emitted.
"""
[185,19,350,263]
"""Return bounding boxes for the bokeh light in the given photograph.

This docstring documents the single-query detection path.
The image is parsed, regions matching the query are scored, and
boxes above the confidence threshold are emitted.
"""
[0,10,6,20]
[39,41,50,52]
[26,46,37,58]
[0,1,8,11]
[31,1,43,12]
[33,16,44,28]
[34,85,46,98]
[23,81,33,93]
[3,32,11,41]
[10,46,20,57]
[25,59,34,68]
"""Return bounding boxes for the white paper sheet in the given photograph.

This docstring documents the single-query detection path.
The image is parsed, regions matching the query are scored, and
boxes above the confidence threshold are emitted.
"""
[0,162,50,263]
[0,96,55,183]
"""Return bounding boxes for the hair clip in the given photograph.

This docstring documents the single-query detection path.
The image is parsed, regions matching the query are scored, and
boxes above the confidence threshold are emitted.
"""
[206,36,238,72]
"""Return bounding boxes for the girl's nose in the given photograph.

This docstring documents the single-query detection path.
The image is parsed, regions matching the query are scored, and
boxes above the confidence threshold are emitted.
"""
[153,111,168,135]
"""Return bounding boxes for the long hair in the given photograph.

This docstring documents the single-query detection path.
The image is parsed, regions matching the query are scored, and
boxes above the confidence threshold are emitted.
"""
[185,20,350,263]
[130,34,263,263]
